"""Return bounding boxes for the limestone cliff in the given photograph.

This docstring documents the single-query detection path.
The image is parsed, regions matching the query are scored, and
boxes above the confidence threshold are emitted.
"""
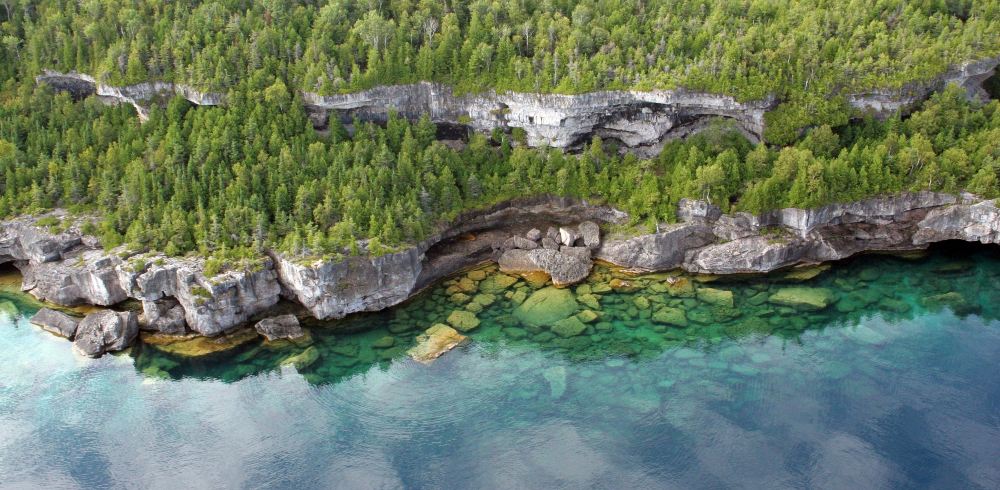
[37,54,998,151]
[2,193,998,337]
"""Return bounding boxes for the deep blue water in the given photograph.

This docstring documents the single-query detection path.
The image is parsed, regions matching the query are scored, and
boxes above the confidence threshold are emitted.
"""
[0,246,998,489]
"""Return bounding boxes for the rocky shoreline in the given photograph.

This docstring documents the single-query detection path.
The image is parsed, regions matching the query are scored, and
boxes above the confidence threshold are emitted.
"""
[2,192,998,357]
[35,55,998,153]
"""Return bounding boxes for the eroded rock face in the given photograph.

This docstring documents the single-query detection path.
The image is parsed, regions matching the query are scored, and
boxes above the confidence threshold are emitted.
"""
[73,310,138,357]
[303,84,775,151]
[275,247,424,321]
[599,192,1000,275]
[848,57,1000,116]
[35,71,223,120]
[498,248,592,286]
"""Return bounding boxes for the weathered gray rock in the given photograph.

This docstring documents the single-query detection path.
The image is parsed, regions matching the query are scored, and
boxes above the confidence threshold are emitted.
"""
[578,221,601,249]
[559,227,580,247]
[914,199,1000,245]
[139,299,187,334]
[498,248,592,286]
[677,198,723,223]
[502,236,539,250]
[597,223,715,270]
[73,310,138,357]
[30,308,80,338]
[526,228,542,241]
[255,314,305,341]
[275,247,423,320]
[541,237,560,250]
[559,246,592,262]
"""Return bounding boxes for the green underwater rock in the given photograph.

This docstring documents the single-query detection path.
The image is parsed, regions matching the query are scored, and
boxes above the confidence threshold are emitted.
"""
[551,316,588,337]
[652,307,688,327]
[768,287,835,310]
[448,310,482,332]
[514,287,579,327]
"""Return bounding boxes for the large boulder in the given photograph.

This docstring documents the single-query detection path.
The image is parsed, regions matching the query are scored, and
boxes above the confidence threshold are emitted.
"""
[30,308,80,338]
[255,314,305,341]
[578,221,601,249]
[498,248,592,286]
[73,310,138,357]
[514,287,579,327]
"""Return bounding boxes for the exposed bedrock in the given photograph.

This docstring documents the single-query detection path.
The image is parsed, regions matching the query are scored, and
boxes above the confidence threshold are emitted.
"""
[37,55,1000,152]
[598,192,1000,274]
[847,56,1000,115]
[4,193,997,338]
[302,84,775,150]
[273,196,627,320]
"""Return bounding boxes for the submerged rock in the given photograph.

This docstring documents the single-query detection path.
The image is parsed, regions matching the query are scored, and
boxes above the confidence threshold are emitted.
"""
[281,346,320,370]
[652,307,688,327]
[768,287,836,311]
[73,310,138,357]
[696,288,734,308]
[255,314,306,341]
[543,366,567,398]
[921,292,981,316]
[447,310,481,332]
[514,287,579,327]
[142,328,259,357]
[408,324,468,364]
[551,316,588,337]
[29,308,80,338]
[783,264,830,281]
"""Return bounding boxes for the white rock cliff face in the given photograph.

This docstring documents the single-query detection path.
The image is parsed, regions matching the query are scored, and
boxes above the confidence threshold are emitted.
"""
[36,54,999,151]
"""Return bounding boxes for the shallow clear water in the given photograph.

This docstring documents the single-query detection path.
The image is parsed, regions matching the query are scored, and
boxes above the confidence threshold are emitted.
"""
[1,245,999,489]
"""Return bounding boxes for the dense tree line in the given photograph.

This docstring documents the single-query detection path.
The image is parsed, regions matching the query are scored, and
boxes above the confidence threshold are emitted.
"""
[1,1,998,138]
[1,75,997,264]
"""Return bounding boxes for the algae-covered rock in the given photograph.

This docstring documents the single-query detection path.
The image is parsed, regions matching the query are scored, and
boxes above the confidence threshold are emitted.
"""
[478,273,518,293]
[514,287,579,327]
[551,316,588,337]
[449,293,471,304]
[472,293,496,307]
[591,282,613,294]
[464,302,483,314]
[408,324,468,363]
[456,277,478,293]
[575,284,592,295]
[281,346,320,370]
[633,296,651,310]
[664,277,695,297]
[747,291,769,306]
[447,310,481,332]
[467,270,487,281]
[878,297,911,313]
[510,290,527,305]
[696,288,734,307]
[768,287,835,310]
[0,300,18,319]
[652,307,688,327]
[372,335,396,348]
[783,264,830,281]
[921,292,981,316]
[576,310,599,323]
[543,366,567,398]
[578,293,601,310]
[144,328,259,357]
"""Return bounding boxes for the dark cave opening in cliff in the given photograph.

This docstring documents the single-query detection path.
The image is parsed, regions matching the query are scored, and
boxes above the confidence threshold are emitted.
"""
[984,69,1000,100]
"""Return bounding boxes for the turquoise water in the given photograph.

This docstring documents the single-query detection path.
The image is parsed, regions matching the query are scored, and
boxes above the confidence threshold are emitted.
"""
[1,244,999,488]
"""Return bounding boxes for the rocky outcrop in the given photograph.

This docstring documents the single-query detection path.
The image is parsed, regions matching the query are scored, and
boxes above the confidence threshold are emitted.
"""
[303,84,775,150]
[497,220,600,285]
[599,192,1000,274]
[29,308,80,338]
[34,71,224,120]
[73,310,138,357]
[5,192,998,344]
[848,56,1000,116]
[275,196,625,320]
[1,213,282,337]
